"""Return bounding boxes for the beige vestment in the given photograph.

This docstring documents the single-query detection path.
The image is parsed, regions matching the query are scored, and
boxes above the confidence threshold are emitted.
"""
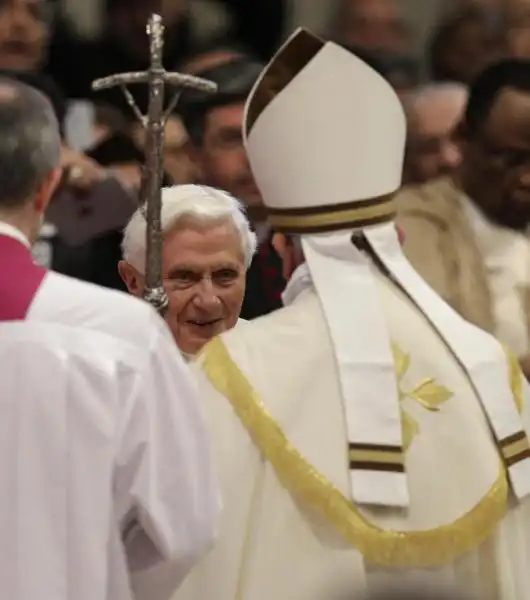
[396,177,530,353]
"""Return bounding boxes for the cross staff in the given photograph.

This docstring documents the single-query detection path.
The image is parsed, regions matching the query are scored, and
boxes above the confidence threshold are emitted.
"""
[91,13,217,316]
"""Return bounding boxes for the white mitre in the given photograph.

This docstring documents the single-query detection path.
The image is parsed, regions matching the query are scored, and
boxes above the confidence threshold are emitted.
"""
[243,28,530,508]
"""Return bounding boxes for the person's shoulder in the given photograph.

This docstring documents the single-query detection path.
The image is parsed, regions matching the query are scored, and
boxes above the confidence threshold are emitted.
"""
[395,177,460,229]
[214,291,325,361]
[31,271,161,349]
[395,177,455,209]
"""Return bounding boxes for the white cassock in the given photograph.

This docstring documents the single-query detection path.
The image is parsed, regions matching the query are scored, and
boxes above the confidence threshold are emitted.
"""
[170,263,530,600]
[0,223,220,600]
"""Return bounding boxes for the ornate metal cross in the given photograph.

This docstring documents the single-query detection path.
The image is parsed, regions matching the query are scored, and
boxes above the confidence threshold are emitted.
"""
[91,13,217,316]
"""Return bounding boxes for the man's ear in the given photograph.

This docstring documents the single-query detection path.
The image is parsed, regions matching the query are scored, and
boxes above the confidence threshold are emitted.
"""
[34,167,62,214]
[272,232,297,280]
[118,260,145,297]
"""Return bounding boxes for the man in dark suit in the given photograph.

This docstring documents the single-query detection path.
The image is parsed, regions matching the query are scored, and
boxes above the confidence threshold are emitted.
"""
[178,56,285,319]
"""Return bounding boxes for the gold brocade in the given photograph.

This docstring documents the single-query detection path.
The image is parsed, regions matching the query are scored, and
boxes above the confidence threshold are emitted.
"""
[200,337,522,568]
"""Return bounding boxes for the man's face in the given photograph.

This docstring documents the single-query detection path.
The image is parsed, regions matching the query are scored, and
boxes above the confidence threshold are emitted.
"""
[404,93,465,184]
[436,16,501,85]
[161,218,245,355]
[460,87,530,230]
[197,102,264,219]
[337,0,408,53]
[0,0,47,71]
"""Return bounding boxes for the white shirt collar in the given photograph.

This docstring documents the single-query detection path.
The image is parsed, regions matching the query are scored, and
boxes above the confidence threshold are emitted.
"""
[282,263,313,306]
[0,222,30,249]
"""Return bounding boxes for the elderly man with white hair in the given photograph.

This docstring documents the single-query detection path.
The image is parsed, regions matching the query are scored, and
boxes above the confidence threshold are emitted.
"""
[119,184,257,357]
[401,82,468,184]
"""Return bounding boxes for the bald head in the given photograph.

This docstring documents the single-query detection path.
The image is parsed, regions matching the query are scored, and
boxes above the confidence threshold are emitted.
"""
[0,77,60,210]
[402,83,468,184]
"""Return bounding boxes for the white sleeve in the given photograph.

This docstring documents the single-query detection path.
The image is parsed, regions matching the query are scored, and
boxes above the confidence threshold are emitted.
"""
[114,315,220,600]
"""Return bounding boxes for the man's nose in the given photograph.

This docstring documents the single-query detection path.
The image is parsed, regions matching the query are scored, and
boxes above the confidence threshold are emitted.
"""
[192,280,221,310]
[440,140,462,170]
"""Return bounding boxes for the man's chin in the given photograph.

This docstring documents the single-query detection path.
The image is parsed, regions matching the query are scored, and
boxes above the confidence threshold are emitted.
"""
[176,321,226,355]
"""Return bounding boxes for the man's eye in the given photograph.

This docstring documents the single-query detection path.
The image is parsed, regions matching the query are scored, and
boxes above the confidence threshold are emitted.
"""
[168,271,198,287]
[213,269,238,284]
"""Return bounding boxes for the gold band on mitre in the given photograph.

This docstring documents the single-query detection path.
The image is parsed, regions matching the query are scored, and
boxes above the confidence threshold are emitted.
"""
[267,195,396,234]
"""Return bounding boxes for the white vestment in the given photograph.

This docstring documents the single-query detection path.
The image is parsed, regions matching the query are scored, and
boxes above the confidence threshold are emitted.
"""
[0,227,220,600]
[173,266,530,600]
[462,195,530,356]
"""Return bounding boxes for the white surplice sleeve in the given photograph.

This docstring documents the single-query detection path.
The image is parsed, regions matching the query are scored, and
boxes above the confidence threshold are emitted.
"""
[114,315,220,600]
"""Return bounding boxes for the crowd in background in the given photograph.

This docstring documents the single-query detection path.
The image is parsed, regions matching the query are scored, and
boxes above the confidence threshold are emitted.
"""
[8,0,530,364]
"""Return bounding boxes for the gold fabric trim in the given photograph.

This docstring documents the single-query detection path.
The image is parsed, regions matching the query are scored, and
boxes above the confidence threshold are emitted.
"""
[200,337,514,567]
[268,199,395,234]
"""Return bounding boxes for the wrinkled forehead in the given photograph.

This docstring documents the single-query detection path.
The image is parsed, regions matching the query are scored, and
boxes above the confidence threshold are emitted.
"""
[164,217,246,264]
[415,93,466,129]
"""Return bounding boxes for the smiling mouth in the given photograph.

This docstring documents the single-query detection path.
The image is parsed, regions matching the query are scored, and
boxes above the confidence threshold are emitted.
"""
[187,319,222,328]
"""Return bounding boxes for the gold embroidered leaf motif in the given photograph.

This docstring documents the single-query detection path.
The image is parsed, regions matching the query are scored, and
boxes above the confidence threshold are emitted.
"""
[391,342,410,381]
[391,342,454,449]
[401,410,419,451]
[408,378,453,412]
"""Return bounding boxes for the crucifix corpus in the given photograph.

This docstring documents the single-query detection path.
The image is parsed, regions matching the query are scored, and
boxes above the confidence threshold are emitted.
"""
[91,13,218,316]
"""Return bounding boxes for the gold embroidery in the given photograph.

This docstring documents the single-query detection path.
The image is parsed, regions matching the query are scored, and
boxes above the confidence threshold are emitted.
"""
[392,343,453,450]
[201,337,511,568]
[506,345,523,413]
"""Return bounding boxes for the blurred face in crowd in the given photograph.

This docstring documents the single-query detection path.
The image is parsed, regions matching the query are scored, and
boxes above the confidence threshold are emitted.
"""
[403,88,467,184]
[192,102,265,221]
[0,0,47,71]
[132,116,199,184]
[458,86,530,230]
[120,217,246,355]
[433,12,502,85]
[335,0,408,53]
[505,4,530,59]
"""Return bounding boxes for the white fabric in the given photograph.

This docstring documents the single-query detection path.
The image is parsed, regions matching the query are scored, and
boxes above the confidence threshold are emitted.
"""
[462,196,530,357]
[0,268,220,600]
[0,221,30,248]
[302,233,407,507]
[365,223,530,500]
[244,31,410,507]
[244,31,406,210]
[173,272,530,600]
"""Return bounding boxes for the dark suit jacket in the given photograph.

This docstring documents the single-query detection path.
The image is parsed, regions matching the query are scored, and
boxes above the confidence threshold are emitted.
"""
[240,232,285,320]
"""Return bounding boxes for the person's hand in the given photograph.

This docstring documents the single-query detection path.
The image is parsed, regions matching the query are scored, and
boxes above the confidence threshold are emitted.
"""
[60,146,106,192]
[108,165,143,191]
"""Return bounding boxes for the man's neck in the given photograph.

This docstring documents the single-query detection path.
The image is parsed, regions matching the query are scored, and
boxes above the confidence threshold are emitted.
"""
[0,212,37,245]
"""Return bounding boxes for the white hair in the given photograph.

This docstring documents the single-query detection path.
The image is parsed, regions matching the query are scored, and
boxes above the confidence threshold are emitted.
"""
[402,82,468,117]
[122,184,258,273]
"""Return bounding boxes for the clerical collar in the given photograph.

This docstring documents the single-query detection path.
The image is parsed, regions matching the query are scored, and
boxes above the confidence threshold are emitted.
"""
[282,263,313,306]
[0,221,30,249]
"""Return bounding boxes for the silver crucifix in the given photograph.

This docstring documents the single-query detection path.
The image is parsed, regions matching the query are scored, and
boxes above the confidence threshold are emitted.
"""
[91,13,217,316]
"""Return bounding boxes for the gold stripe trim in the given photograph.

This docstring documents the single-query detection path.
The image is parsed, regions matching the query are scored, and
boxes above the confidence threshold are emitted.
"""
[269,201,395,234]
[200,336,511,567]
[501,436,530,461]
[349,449,405,465]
